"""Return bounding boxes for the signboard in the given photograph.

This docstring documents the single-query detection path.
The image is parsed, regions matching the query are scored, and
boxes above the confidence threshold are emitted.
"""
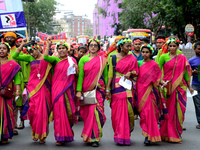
[0,0,26,32]
[37,32,67,43]
[185,24,194,36]
[130,32,150,37]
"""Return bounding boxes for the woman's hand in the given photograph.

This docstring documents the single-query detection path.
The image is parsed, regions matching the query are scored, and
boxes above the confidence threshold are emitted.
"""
[124,71,132,80]
[73,64,79,75]
[76,91,82,101]
[105,90,111,100]
[189,86,194,95]
[16,90,21,97]
[160,80,166,86]
[20,39,27,47]
[46,37,52,46]
[193,69,200,75]
[131,70,137,76]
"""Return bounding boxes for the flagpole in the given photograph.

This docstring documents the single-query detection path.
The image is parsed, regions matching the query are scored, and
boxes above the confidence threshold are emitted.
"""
[25,30,29,42]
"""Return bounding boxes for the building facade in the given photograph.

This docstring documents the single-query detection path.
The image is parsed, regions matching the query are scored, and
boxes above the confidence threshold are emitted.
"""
[93,0,122,38]
[69,16,93,38]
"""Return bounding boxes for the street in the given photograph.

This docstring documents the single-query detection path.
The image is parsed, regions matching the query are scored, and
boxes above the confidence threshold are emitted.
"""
[0,93,199,150]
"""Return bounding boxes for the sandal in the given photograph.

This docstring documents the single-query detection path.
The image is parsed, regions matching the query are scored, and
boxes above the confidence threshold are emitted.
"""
[13,129,18,135]
[32,137,38,142]
[1,138,8,144]
[56,141,64,146]
[182,126,186,130]
[39,139,46,144]
[196,124,200,129]
[17,122,25,129]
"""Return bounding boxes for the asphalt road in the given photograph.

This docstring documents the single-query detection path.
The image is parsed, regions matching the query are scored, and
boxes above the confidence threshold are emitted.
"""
[0,93,199,150]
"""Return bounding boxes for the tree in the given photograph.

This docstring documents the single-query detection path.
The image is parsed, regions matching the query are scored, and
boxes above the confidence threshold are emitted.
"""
[100,0,200,41]
[23,0,57,37]
[83,28,93,37]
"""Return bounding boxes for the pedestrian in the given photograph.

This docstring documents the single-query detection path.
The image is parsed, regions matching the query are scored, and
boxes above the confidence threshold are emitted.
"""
[131,38,142,120]
[155,36,166,63]
[179,41,185,51]
[188,41,200,129]
[4,32,30,135]
[76,38,107,147]
[185,40,193,49]
[68,45,78,63]
[137,44,162,145]
[141,37,149,45]
[77,45,87,63]
[105,38,138,145]
[159,37,194,143]
[106,36,124,67]
[132,38,143,60]
[155,36,183,64]
[0,42,21,144]
[12,39,52,144]
[44,37,79,146]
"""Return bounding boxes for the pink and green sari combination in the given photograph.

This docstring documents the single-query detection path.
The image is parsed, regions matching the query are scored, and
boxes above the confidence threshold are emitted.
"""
[0,60,21,141]
[137,60,162,142]
[27,59,52,141]
[160,54,192,143]
[110,54,138,145]
[80,56,107,143]
[52,58,78,142]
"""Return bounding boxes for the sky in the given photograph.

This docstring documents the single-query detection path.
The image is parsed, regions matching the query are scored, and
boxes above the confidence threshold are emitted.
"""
[55,0,97,23]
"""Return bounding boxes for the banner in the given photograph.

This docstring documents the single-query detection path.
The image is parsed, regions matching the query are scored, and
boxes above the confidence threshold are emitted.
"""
[37,32,67,43]
[0,0,26,31]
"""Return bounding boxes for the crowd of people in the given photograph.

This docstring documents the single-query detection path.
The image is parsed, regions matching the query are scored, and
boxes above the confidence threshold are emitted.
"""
[0,32,200,147]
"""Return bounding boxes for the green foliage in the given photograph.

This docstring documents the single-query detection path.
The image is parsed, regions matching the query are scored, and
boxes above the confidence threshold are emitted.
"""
[103,0,200,42]
[23,0,57,37]
[83,28,93,37]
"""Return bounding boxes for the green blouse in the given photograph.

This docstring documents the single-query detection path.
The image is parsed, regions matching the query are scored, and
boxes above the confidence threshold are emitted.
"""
[158,53,189,81]
[12,52,35,62]
[155,49,183,63]
[108,56,124,78]
[77,54,108,92]
[10,48,31,83]
[137,60,144,67]
[43,55,61,66]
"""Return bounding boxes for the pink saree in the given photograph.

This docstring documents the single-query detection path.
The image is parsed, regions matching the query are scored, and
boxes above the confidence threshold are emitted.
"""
[80,56,107,143]
[137,60,162,142]
[160,54,192,143]
[52,58,78,142]
[27,59,52,140]
[111,54,138,145]
[0,60,21,141]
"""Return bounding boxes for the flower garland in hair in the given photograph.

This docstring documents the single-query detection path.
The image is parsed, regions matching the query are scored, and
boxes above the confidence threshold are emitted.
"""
[89,38,100,44]
[0,41,11,49]
[167,38,180,45]
[56,41,69,50]
[23,44,39,53]
[140,44,154,53]
[117,38,132,46]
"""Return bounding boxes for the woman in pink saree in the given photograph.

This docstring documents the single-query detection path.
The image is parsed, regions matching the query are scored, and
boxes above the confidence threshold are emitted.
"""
[0,42,21,144]
[76,38,107,147]
[137,44,163,145]
[13,40,52,143]
[44,38,79,146]
[159,38,194,143]
[106,38,138,145]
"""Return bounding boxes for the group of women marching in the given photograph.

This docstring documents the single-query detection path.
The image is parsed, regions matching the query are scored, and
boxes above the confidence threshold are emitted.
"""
[0,35,194,147]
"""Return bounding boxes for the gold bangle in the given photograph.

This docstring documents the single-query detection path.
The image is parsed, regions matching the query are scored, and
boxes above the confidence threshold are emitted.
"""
[16,90,20,92]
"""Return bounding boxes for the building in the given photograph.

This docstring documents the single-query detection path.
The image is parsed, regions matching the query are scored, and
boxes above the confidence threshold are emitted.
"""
[53,14,93,38]
[69,16,93,38]
[93,0,122,38]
